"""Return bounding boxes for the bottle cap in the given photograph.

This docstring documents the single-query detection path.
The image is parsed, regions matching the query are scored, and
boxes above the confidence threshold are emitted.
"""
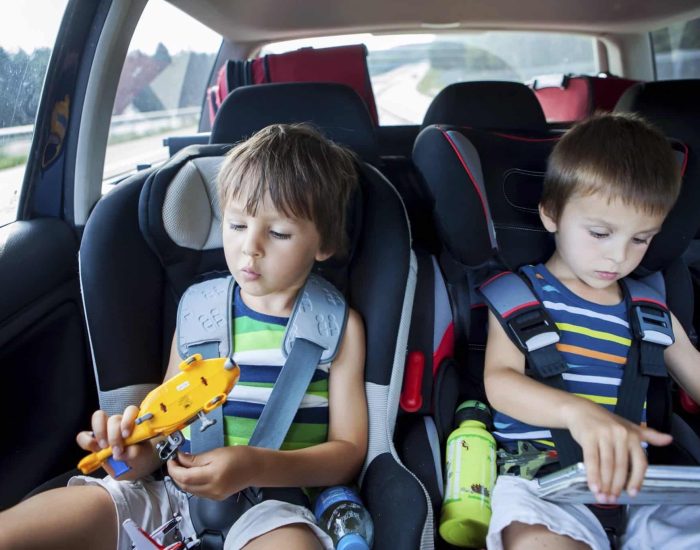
[454,400,492,428]
[337,533,370,550]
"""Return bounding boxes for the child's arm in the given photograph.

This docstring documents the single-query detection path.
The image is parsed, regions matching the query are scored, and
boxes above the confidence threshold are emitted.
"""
[75,335,186,480]
[484,310,671,503]
[664,312,700,403]
[167,308,367,499]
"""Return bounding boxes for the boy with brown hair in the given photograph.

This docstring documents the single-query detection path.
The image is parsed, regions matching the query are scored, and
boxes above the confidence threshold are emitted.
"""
[483,113,700,549]
[0,123,367,550]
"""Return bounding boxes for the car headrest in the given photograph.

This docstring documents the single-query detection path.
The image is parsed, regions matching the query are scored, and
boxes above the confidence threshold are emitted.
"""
[210,82,379,164]
[413,125,557,269]
[421,81,548,132]
[414,125,697,275]
[616,79,700,251]
[139,143,365,295]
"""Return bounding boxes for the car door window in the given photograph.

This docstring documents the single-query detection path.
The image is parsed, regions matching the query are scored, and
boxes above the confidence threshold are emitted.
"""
[102,0,220,192]
[0,1,69,226]
[652,17,700,79]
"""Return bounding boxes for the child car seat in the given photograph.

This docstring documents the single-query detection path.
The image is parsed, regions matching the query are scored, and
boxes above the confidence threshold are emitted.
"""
[412,121,700,473]
[79,82,437,549]
[616,79,700,420]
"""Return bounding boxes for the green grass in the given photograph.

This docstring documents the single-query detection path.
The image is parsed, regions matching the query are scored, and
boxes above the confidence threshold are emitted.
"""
[417,67,442,97]
[0,154,28,170]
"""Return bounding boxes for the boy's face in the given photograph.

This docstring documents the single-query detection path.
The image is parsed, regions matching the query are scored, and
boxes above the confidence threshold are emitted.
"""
[222,193,332,311]
[540,193,665,292]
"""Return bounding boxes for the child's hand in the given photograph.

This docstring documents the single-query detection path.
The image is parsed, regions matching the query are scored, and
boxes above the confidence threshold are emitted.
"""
[75,406,155,477]
[564,400,673,503]
[167,447,259,500]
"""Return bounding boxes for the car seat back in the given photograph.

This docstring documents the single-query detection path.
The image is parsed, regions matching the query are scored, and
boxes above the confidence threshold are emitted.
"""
[81,82,437,549]
[531,73,639,124]
[207,45,378,126]
[421,81,548,132]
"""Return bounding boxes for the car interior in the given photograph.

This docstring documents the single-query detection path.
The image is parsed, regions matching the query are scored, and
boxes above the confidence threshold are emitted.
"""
[2,0,700,548]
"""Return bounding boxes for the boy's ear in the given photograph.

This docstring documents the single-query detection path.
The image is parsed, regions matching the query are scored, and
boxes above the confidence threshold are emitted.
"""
[539,204,558,233]
[315,249,335,262]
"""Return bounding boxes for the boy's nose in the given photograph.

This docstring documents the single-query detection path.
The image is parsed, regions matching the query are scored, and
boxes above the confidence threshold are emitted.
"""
[605,242,627,264]
[242,233,263,257]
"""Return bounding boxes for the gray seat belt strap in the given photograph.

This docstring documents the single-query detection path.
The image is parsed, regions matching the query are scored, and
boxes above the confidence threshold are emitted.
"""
[248,338,324,449]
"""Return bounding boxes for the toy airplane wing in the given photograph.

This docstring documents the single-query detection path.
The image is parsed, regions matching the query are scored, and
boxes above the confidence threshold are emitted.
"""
[78,355,239,475]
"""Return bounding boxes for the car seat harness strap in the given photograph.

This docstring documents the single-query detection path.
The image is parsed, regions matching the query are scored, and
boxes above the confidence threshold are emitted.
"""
[173,272,348,548]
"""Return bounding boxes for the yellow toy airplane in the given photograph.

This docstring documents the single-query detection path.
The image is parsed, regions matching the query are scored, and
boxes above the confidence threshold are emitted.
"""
[78,355,239,475]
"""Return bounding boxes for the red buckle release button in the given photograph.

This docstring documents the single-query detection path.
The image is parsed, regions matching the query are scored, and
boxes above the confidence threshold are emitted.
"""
[400,351,425,413]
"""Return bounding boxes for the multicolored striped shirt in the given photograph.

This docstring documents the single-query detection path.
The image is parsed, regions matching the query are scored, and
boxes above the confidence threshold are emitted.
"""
[493,263,641,451]
[184,285,329,450]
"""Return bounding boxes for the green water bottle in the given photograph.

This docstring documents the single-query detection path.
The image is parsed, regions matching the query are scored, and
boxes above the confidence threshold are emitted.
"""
[439,400,496,547]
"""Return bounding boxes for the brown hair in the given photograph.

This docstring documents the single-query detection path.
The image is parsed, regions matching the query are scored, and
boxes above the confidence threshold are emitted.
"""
[540,112,681,222]
[218,123,358,255]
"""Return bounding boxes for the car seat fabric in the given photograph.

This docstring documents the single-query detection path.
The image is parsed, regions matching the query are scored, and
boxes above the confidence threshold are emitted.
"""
[421,81,548,132]
[81,82,435,549]
[531,74,639,123]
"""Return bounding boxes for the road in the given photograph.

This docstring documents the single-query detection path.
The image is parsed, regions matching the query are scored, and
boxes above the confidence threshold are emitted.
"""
[0,129,193,225]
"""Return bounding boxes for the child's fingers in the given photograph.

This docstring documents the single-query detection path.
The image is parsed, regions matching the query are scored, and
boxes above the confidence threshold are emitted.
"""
[75,430,101,452]
[120,405,139,439]
[639,426,673,447]
[582,441,601,495]
[626,442,648,497]
[609,436,629,500]
[90,410,109,449]
[107,414,126,459]
[597,440,614,497]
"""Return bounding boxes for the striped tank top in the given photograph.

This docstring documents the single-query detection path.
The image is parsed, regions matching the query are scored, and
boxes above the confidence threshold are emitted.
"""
[492,263,642,451]
[183,285,330,450]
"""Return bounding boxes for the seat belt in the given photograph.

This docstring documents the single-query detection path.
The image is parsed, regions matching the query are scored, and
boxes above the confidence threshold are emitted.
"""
[177,273,348,549]
[479,271,582,467]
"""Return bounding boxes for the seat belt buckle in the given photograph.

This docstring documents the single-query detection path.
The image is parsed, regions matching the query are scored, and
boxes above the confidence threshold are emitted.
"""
[507,308,560,353]
[631,302,675,347]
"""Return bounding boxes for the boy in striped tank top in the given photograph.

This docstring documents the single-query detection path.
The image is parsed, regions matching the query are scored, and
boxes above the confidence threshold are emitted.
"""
[484,114,700,550]
[0,124,366,550]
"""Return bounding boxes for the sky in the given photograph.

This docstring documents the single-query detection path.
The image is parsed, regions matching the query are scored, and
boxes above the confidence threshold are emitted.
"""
[0,1,221,55]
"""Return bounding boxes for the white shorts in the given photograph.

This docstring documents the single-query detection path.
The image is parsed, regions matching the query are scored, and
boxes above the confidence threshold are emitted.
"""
[487,475,700,550]
[68,475,333,550]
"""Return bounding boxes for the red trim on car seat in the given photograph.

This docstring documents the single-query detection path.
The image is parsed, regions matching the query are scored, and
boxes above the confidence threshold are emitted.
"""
[502,301,540,319]
[631,297,668,310]
[481,271,512,287]
[680,142,689,177]
[433,321,455,376]
[400,351,425,412]
[492,132,560,142]
[441,129,492,234]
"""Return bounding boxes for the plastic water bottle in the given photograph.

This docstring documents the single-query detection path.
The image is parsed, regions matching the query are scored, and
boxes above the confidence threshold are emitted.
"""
[439,400,497,547]
[314,486,374,549]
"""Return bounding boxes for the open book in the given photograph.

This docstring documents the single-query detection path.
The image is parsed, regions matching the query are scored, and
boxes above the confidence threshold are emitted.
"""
[536,462,700,505]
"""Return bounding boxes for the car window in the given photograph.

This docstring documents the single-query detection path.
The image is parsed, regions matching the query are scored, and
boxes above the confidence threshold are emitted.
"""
[652,17,700,79]
[0,1,69,226]
[102,0,220,192]
[262,32,597,125]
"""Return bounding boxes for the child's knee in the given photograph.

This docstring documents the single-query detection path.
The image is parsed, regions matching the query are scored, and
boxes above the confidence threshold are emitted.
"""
[241,523,324,550]
[502,521,592,550]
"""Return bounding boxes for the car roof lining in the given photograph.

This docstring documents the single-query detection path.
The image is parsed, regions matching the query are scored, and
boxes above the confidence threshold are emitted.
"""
[168,0,700,44]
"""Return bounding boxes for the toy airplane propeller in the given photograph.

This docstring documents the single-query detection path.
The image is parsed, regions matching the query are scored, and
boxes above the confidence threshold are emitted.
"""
[78,355,239,475]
